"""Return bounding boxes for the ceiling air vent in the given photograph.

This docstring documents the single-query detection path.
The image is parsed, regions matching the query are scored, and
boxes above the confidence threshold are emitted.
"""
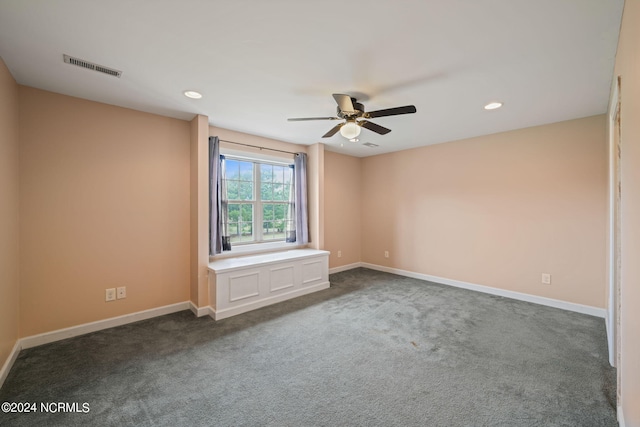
[363,142,379,148]
[63,54,122,78]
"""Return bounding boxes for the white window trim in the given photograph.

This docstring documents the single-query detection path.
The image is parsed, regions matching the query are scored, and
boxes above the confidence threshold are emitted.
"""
[224,155,293,245]
[221,147,293,164]
[210,241,308,261]
[214,149,298,259]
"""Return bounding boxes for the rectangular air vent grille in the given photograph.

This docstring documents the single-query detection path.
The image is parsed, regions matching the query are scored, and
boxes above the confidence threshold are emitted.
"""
[63,54,122,78]
[362,142,379,148]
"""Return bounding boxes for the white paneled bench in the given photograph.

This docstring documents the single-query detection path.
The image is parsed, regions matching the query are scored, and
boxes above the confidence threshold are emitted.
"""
[208,249,330,320]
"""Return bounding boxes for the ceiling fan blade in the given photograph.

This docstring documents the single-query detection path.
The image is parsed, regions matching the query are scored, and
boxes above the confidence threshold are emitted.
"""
[365,105,417,118]
[359,120,391,135]
[322,123,344,138]
[332,94,356,114]
[287,116,340,121]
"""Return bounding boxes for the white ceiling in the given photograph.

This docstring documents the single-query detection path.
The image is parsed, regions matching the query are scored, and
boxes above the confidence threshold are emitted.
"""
[0,0,624,157]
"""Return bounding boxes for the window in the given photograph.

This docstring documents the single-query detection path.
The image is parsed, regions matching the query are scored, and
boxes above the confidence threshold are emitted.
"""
[210,136,308,256]
[223,156,294,245]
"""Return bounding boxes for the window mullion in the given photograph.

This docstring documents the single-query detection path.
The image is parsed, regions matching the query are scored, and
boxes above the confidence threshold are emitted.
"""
[255,162,262,242]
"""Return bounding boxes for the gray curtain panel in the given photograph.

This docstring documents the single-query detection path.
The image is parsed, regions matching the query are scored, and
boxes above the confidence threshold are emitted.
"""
[285,164,296,243]
[220,156,231,251]
[209,136,222,255]
[293,152,309,244]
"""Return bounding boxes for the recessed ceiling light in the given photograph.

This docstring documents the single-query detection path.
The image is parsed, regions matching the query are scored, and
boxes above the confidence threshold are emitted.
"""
[184,90,203,99]
[484,102,503,110]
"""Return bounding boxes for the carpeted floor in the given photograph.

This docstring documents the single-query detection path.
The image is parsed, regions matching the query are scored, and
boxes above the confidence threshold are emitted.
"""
[0,268,616,426]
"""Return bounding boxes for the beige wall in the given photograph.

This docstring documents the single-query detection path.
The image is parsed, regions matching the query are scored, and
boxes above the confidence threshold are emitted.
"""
[324,150,361,268]
[0,59,20,370]
[19,87,191,337]
[361,115,607,308]
[614,1,640,424]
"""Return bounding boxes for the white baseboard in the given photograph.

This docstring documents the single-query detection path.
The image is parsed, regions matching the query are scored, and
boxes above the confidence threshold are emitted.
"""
[329,262,362,274]
[20,301,191,350]
[189,301,213,317]
[0,340,22,389]
[0,302,195,389]
[1,265,607,389]
[212,281,330,320]
[618,406,625,427]
[356,263,605,318]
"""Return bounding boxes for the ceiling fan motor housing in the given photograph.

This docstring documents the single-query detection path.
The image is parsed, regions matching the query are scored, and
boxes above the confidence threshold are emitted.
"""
[337,98,364,119]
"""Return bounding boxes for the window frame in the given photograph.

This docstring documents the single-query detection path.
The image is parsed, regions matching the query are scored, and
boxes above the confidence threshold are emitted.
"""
[223,154,294,246]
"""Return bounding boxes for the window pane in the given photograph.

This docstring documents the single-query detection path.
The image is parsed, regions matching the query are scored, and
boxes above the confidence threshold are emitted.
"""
[261,182,273,200]
[225,160,239,180]
[263,220,271,235]
[239,182,253,200]
[273,166,285,184]
[284,166,292,185]
[226,181,239,200]
[260,164,273,182]
[273,204,286,220]
[240,204,253,222]
[229,225,242,243]
[240,223,253,241]
[239,161,253,181]
[263,204,274,220]
[262,221,272,238]
[272,183,286,201]
[228,204,240,222]
[263,222,285,240]
[263,202,288,241]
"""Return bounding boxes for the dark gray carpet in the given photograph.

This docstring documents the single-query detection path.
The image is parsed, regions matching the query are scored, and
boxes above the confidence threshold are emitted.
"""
[0,268,616,426]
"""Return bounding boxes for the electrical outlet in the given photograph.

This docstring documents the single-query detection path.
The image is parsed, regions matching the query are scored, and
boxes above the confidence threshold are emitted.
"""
[106,288,116,302]
[117,286,126,299]
[384,251,390,258]
[337,250,342,258]
[541,273,551,285]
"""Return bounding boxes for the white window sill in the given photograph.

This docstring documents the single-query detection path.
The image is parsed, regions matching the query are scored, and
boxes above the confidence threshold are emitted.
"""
[209,241,308,261]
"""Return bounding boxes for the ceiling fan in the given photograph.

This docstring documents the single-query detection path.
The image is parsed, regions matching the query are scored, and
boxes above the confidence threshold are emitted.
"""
[288,94,417,140]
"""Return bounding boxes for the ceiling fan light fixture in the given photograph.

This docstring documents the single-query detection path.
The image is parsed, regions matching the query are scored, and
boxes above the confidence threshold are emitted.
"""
[340,121,361,139]
[484,101,503,110]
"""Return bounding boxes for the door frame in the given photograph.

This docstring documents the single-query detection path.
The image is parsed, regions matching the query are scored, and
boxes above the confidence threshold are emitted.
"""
[606,75,621,367]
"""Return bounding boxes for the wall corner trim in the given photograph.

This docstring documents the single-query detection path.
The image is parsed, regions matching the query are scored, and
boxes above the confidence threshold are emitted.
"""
[329,263,363,274]
[0,340,22,389]
[190,301,214,318]
[605,313,616,367]
[336,263,606,318]
[617,406,625,427]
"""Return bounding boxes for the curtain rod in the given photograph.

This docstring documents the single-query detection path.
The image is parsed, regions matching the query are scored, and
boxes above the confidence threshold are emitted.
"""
[219,139,297,156]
